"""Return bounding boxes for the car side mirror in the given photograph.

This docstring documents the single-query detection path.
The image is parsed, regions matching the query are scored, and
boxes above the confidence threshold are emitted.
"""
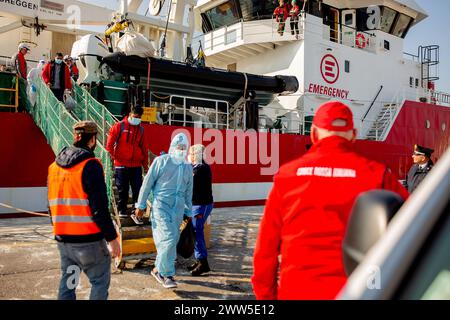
[342,190,404,276]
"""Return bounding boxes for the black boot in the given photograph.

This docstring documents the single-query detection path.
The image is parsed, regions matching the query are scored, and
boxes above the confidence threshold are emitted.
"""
[187,260,200,271]
[191,258,211,276]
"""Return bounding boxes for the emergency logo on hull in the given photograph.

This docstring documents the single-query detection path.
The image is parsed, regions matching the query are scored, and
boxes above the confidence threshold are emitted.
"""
[308,54,350,100]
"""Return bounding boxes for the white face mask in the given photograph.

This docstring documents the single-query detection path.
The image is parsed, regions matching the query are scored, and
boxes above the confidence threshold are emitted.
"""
[128,116,141,126]
[172,149,187,163]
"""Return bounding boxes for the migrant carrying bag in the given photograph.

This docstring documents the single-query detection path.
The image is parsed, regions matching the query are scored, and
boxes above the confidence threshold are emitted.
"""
[177,219,195,258]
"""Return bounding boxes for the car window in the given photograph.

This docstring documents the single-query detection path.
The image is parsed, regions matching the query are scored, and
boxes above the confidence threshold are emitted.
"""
[394,201,450,299]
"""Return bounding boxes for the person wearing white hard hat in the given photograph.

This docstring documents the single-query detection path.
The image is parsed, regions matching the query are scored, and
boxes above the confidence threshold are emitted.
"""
[11,43,32,112]
[14,43,31,78]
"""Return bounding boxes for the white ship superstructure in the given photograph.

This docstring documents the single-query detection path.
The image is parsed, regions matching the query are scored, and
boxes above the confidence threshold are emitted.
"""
[193,0,449,139]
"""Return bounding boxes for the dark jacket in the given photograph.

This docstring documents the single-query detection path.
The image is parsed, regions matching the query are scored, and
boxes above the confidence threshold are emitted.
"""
[51,146,117,243]
[406,161,433,193]
[192,161,214,206]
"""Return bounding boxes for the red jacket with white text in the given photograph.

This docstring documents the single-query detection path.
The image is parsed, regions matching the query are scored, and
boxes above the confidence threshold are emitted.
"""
[252,136,409,300]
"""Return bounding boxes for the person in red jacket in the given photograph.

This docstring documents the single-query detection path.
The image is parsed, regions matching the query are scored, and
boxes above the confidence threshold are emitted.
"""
[64,55,79,82]
[42,52,73,102]
[289,0,300,37]
[274,0,289,36]
[252,101,409,300]
[13,43,29,79]
[12,43,32,112]
[106,105,148,220]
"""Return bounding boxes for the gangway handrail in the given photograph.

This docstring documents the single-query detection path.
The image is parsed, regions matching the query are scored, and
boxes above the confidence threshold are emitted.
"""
[31,77,115,207]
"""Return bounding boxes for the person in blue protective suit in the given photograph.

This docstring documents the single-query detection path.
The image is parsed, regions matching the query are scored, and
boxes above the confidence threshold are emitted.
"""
[134,133,193,289]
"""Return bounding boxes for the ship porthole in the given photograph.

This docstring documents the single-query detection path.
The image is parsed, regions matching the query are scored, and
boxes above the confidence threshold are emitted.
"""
[442,123,447,132]
[425,120,431,129]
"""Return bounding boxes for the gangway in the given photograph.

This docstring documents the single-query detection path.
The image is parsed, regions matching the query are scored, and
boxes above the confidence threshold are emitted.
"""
[31,78,156,269]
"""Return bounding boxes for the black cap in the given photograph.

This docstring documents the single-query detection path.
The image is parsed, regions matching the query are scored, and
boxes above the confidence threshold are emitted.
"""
[414,144,434,157]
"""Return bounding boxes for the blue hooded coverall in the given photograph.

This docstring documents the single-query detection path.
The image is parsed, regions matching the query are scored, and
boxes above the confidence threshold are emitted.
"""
[135,133,193,277]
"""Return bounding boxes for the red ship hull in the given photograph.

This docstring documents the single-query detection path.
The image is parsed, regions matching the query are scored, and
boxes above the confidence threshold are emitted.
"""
[1,100,449,215]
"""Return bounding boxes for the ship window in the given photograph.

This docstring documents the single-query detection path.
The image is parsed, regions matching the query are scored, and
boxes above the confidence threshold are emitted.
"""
[380,7,397,33]
[392,13,412,38]
[356,8,370,32]
[204,0,241,30]
[415,78,419,88]
[239,0,278,21]
[308,0,323,18]
[345,14,353,25]
[345,60,350,73]
[410,77,414,87]
[425,120,431,129]
[201,13,212,33]
[442,123,447,132]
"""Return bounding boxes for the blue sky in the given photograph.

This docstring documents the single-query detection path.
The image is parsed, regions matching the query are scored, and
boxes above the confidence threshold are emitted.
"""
[404,0,450,93]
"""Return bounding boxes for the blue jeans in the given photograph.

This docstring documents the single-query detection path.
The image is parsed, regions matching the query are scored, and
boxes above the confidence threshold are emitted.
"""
[115,167,143,215]
[57,240,111,300]
[192,204,213,260]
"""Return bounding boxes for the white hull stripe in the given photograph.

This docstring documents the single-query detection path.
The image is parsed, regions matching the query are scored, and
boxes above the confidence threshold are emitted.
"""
[0,187,47,214]
[1,183,273,214]
[212,182,273,202]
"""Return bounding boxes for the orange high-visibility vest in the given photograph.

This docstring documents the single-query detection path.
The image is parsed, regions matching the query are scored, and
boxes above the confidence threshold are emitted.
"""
[48,158,102,236]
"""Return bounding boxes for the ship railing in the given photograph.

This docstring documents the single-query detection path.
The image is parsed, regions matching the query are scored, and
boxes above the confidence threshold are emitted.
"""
[0,55,40,72]
[192,14,306,54]
[370,104,398,141]
[326,23,376,53]
[168,95,230,130]
[71,81,120,147]
[258,113,313,135]
[361,86,407,141]
[430,90,450,106]
[403,52,420,62]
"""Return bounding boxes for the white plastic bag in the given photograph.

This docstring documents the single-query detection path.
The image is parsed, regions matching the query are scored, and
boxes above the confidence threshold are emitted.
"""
[116,31,155,58]
[64,91,76,112]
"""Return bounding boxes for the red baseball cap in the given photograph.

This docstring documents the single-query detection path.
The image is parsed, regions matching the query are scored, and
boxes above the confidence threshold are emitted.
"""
[312,101,354,132]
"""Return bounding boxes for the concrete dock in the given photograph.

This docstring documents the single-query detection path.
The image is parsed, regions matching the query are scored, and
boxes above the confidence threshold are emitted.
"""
[0,206,263,300]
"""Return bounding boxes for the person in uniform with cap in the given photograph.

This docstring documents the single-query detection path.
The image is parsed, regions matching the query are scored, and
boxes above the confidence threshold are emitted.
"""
[47,120,121,300]
[252,101,409,300]
[12,43,32,112]
[406,144,434,193]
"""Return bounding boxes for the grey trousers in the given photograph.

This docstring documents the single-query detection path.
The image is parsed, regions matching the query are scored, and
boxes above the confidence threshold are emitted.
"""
[57,240,111,300]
